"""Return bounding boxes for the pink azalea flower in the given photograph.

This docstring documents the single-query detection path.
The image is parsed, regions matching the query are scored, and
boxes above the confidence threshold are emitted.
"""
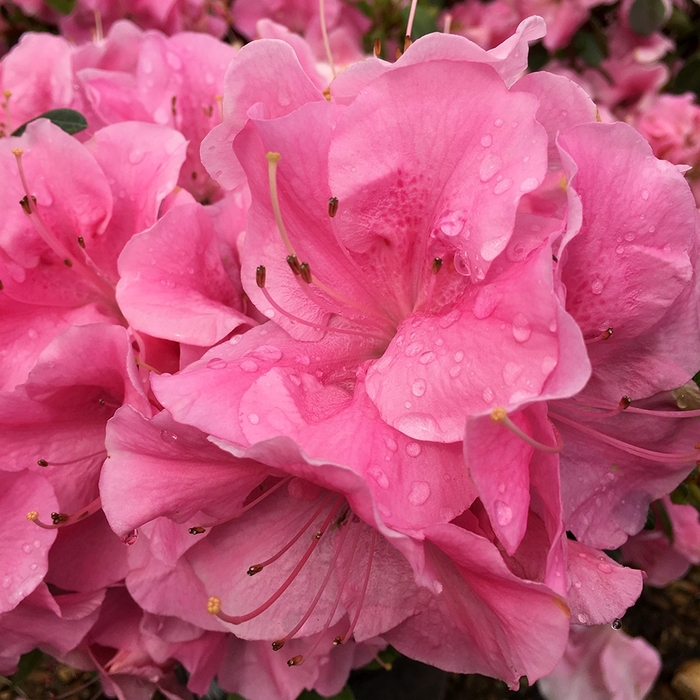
[539,624,661,700]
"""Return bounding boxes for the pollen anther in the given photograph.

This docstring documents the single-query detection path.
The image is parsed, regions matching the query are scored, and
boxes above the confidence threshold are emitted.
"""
[328,197,339,217]
[206,596,221,615]
[256,265,266,288]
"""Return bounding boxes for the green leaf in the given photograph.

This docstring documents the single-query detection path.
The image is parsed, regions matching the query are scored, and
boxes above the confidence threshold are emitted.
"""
[573,30,606,67]
[43,0,78,14]
[628,0,667,36]
[11,108,88,137]
[668,56,700,98]
[297,686,356,700]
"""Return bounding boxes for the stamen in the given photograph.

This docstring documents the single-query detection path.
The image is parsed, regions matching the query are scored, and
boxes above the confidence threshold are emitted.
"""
[210,498,343,625]
[373,38,382,57]
[33,450,107,468]
[27,496,102,530]
[319,0,337,78]
[560,395,700,420]
[246,493,336,575]
[286,255,302,276]
[257,266,385,340]
[287,655,303,666]
[171,96,177,117]
[271,514,351,652]
[93,9,103,42]
[443,12,453,33]
[404,36,412,51]
[77,236,86,249]
[422,257,443,312]
[328,197,339,218]
[550,409,700,464]
[189,477,292,531]
[299,262,313,284]
[335,529,376,645]
[405,0,419,41]
[266,153,296,257]
[586,327,614,344]
[490,407,563,453]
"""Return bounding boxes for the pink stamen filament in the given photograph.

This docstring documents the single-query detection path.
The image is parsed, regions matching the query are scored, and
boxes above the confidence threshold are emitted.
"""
[36,450,107,468]
[319,0,337,77]
[27,496,102,530]
[561,395,700,420]
[213,498,343,624]
[335,528,376,645]
[12,150,115,300]
[406,0,419,41]
[443,13,452,33]
[490,408,563,454]
[292,518,364,665]
[273,512,352,651]
[259,280,385,341]
[549,409,700,464]
[585,327,614,344]
[191,477,292,531]
[248,493,337,574]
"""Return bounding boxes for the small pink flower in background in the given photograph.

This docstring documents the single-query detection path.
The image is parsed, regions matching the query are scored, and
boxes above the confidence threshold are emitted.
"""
[539,624,661,700]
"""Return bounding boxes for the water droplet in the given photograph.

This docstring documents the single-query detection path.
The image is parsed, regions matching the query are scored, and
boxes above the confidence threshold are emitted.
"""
[577,613,589,624]
[494,500,513,526]
[624,231,635,242]
[1,575,12,589]
[404,341,423,357]
[548,319,557,332]
[207,358,227,370]
[493,178,512,195]
[160,429,178,442]
[408,481,431,505]
[482,386,494,403]
[641,189,649,200]
[29,563,37,571]
[454,351,464,362]
[449,365,461,378]
[502,362,523,385]
[591,278,604,295]
[247,413,259,425]
[240,359,259,373]
[405,441,422,457]
[129,148,145,164]
[396,414,437,439]
[494,118,504,127]
[479,153,502,182]
[439,309,461,328]
[520,177,539,193]
[438,211,465,237]
[616,245,625,254]
[254,345,283,362]
[480,134,493,147]
[418,351,435,365]
[611,618,622,630]
[22,543,33,554]
[370,468,389,489]
[27,328,38,340]
[453,251,472,277]
[498,482,506,494]
[412,379,427,397]
[121,529,139,545]
[511,313,531,342]
[33,540,40,548]
[573,580,582,589]
[597,562,612,574]
[473,284,501,319]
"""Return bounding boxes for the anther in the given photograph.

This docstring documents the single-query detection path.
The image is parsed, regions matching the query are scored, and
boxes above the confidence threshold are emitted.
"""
[333,635,344,645]
[619,396,632,409]
[12,148,23,157]
[37,459,49,467]
[395,46,403,60]
[256,265,266,288]
[373,38,381,57]
[26,511,38,522]
[328,197,339,217]
[63,259,73,267]
[432,257,443,274]
[207,596,221,615]
[266,152,282,166]
[404,35,412,51]
[271,640,285,651]
[286,255,302,275]
[299,262,312,284]
[247,564,263,576]
[490,407,507,423]
[171,95,177,116]
[77,236,86,249]
[0,280,4,291]
[314,530,322,539]
[188,526,206,535]
[287,655,303,666]
[19,195,35,215]
[603,327,613,340]
[51,512,69,524]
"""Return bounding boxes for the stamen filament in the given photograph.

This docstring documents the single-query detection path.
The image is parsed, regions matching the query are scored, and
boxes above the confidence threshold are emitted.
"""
[549,409,700,464]
[247,493,336,575]
[266,153,296,257]
[34,450,107,468]
[272,513,352,651]
[319,0,337,78]
[27,496,102,530]
[490,407,563,453]
[258,275,384,340]
[406,0,419,41]
[585,327,614,344]
[335,528,375,645]
[443,13,453,33]
[562,395,700,419]
[210,498,343,624]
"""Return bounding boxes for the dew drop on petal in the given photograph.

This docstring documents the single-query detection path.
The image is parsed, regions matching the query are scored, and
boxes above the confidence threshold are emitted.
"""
[591,278,604,295]
[611,618,622,630]
[408,481,431,506]
[248,413,260,425]
[22,543,33,554]
[493,178,512,195]
[641,189,649,200]
[577,613,589,624]
[439,309,461,328]
[479,153,502,182]
[449,365,461,378]
[494,500,513,526]
[207,358,227,370]
[473,284,501,319]
[494,118,504,127]
[412,379,427,397]
[520,177,539,192]
[453,251,472,277]
[597,562,612,574]
[385,437,398,452]
[511,312,531,342]
[454,351,464,362]
[480,134,493,147]
[405,441,422,457]
[418,351,435,365]
[240,359,259,373]
[404,341,423,357]
[160,429,178,442]
[1,576,12,589]
[370,468,390,489]
[482,386,494,403]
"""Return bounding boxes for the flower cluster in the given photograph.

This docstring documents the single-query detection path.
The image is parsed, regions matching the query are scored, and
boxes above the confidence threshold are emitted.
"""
[1,2,699,700]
